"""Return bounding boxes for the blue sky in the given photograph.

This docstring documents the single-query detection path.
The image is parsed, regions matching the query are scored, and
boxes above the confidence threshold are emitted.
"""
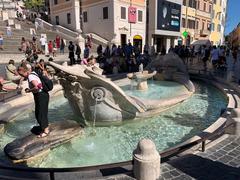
[225,0,240,34]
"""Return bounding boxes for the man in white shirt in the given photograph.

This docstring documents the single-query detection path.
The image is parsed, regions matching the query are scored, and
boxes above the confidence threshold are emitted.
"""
[39,36,46,53]
[211,46,219,69]
[19,67,50,138]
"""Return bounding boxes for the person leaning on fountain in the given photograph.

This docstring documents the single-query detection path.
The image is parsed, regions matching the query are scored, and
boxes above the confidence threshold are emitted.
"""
[5,60,24,88]
[19,66,50,138]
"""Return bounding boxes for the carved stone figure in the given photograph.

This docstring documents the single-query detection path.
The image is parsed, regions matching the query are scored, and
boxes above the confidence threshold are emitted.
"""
[49,61,194,123]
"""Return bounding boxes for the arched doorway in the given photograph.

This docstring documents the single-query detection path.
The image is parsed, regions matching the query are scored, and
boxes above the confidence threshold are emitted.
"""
[133,35,143,52]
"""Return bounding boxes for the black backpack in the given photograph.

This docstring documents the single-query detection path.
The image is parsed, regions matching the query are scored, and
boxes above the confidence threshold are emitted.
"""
[31,72,53,92]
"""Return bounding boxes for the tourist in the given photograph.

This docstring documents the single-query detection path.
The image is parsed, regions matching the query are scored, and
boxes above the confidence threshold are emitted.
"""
[19,66,50,138]
[211,46,219,69]
[84,44,90,59]
[0,76,18,92]
[39,35,46,54]
[97,44,103,56]
[35,59,48,77]
[53,40,57,57]
[202,45,210,70]
[55,35,61,50]
[5,60,24,87]
[35,21,39,31]
[75,43,81,62]
[48,41,53,57]
[68,41,75,65]
[60,38,65,54]
[6,24,12,37]
[0,33,3,50]
[226,49,234,82]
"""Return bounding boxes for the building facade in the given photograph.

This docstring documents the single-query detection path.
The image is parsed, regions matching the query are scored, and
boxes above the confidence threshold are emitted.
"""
[148,0,182,52]
[49,0,146,49]
[229,23,240,48]
[209,0,227,45]
[194,0,212,41]
[181,0,197,46]
[49,0,81,31]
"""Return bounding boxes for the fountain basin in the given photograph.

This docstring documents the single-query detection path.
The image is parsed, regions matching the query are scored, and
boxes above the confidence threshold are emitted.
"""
[0,79,228,168]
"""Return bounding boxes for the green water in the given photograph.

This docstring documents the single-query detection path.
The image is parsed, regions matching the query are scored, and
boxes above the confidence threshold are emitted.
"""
[0,81,227,168]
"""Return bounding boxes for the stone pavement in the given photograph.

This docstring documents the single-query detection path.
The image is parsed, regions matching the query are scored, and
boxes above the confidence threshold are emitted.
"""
[159,135,240,180]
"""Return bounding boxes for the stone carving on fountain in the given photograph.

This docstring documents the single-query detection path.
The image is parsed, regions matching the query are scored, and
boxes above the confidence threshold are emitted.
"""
[146,52,195,92]
[127,70,157,91]
[49,60,194,123]
[49,62,146,123]
[4,120,83,162]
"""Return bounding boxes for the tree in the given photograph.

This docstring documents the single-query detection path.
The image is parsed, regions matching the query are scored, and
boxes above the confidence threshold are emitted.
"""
[24,0,45,11]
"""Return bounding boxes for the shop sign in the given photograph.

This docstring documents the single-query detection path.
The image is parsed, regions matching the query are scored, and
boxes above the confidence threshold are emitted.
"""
[157,0,181,32]
[128,6,137,23]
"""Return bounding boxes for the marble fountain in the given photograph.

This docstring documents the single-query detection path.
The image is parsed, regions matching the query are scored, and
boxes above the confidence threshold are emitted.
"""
[1,52,228,168]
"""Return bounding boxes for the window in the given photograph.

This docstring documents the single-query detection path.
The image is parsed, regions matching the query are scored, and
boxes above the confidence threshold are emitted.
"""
[220,0,222,6]
[207,23,211,30]
[196,20,199,29]
[211,23,215,31]
[212,10,215,18]
[209,5,212,13]
[83,11,88,22]
[54,0,58,5]
[121,7,126,19]
[182,18,186,28]
[55,16,59,25]
[217,24,221,32]
[188,19,195,29]
[67,13,71,24]
[197,1,200,9]
[202,22,205,30]
[214,0,217,4]
[218,13,221,20]
[203,3,206,11]
[103,7,108,19]
[183,0,186,6]
[138,10,143,22]
[189,0,196,8]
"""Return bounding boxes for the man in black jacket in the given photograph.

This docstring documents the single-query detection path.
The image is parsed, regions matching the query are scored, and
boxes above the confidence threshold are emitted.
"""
[68,41,75,65]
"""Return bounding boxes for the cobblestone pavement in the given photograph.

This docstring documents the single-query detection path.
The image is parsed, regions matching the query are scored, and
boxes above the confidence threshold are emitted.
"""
[159,135,240,180]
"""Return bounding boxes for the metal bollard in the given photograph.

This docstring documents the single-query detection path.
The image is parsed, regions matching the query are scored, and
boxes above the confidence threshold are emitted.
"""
[133,139,160,180]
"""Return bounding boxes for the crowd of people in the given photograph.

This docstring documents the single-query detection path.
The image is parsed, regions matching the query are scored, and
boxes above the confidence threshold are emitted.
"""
[68,41,151,75]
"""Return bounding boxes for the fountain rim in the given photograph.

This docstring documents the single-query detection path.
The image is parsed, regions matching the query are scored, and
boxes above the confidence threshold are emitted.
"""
[0,70,237,176]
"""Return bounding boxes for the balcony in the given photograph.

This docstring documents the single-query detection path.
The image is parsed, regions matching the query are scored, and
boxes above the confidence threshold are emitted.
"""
[200,29,210,36]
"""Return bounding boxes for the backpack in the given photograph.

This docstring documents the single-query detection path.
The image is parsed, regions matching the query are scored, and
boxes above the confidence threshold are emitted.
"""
[31,72,53,92]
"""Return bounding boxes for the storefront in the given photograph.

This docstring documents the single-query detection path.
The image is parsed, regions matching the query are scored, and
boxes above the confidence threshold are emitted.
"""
[148,0,182,53]
[133,35,143,51]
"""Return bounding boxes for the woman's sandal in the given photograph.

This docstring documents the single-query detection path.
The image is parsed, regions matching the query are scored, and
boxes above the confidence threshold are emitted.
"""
[37,131,50,138]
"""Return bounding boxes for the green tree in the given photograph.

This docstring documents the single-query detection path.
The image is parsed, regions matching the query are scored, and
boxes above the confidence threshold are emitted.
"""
[24,0,45,11]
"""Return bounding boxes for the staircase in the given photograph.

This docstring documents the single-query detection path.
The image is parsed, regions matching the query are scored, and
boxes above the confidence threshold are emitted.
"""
[0,19,74,54]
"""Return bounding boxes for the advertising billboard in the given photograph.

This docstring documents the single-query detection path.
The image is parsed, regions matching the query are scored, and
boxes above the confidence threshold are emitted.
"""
[157,0,181,32]
[128,6,137,23]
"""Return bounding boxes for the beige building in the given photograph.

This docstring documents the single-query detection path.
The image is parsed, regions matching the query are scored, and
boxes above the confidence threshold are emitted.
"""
[194,0,212,41]
[209,0,228,45]
[229,23,240,48]
[50,0,146,49]
[181,0,197,45]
